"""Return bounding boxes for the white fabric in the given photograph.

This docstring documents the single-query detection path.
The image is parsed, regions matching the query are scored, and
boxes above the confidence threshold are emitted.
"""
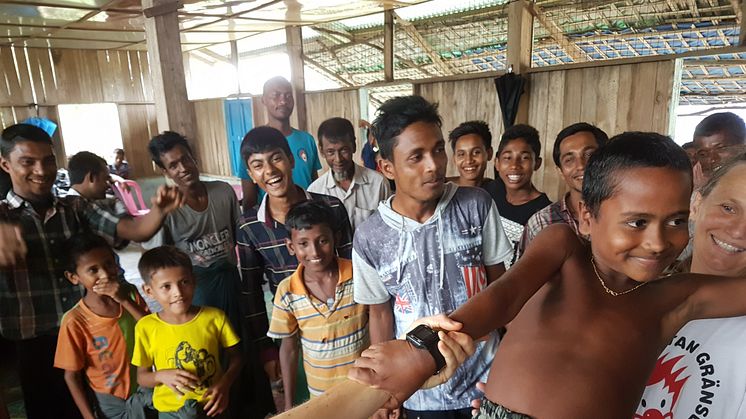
[307,164,391,231]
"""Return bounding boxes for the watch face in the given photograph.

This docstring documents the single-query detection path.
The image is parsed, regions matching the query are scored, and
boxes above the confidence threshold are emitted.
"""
[410,324,438,345]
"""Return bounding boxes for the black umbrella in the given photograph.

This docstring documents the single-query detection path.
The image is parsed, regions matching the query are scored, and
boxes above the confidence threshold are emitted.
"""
[494,72,527,129]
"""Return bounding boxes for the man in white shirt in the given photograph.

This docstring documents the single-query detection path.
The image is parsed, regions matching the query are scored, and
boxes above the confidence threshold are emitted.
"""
[308,117,391,230]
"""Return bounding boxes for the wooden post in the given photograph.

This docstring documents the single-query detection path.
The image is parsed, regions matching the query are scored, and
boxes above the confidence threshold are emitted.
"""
[506,0,534,124]
[142,0,196,140]
[286,25,307,132]
[384,9,394,81]
[740,0,745,46]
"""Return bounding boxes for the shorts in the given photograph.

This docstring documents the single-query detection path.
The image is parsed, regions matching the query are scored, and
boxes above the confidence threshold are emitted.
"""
[473,398,532,419]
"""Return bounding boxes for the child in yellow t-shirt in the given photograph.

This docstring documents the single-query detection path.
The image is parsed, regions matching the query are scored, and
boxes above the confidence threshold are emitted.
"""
[132,246,242,418]
[54,233,151,419]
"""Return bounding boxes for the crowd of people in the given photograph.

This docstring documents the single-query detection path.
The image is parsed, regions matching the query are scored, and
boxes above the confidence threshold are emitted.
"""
[0,74,745,419]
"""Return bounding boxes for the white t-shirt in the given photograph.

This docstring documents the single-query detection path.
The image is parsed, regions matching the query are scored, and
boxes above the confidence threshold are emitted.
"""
[636,317,746,419]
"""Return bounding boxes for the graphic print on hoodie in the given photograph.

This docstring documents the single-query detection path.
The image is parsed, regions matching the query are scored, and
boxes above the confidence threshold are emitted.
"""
[353,183,513,411]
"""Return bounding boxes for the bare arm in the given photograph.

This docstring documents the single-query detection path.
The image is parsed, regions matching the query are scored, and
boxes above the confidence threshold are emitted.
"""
[450,224,577,339]
[240,180,258,209]
[681,273,746,322]
[485,263,505,285]
[117,186,183,242]
[137,366,199,396]
[63,370,96,419]
[203,345,243,416]
[368,302,394,344]
[280,336,300,411]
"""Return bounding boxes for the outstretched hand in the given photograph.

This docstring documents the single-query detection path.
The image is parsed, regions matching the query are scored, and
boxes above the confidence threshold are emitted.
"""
[151,185,184,214]
[0,224,26,267]
[470,381,487,416]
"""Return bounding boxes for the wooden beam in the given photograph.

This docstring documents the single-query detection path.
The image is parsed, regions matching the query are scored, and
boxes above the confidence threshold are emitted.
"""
[285,25,307,131]
[738,0,746,45]
[393,11,457,76]
[528,2,588,62]
[506,0,533,124]
[143,0,196,139]
[302,54,353,87]
[384,9,394,81]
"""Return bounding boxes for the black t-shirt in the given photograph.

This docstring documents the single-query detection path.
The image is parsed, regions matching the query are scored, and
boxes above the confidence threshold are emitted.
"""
[484,180,552,226]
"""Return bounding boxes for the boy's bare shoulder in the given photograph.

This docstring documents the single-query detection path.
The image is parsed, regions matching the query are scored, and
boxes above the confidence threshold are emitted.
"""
[530,223,586,256]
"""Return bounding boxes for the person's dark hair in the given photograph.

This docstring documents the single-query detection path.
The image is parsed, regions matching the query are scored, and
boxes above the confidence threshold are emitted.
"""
[317,117,356,149]
[240,126,292,164]
[148,131,193,169]
[114,148,125,156]
[498,124,541,157]
[372,96,442,160]
[65,233,114,273]
[582,132,692,217]
[681,141,695,150]
[552,123,609,167]
[693,112,746,145]
[699,150,746,198]
[1,123,53,158]
[285,200,337,234]
[448,121,492,151]
[138,245,193,284]
[68,151,107,186]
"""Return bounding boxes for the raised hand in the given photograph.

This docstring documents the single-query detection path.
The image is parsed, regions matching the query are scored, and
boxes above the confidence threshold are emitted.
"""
[92,279,126,303]
[151,185,184,214]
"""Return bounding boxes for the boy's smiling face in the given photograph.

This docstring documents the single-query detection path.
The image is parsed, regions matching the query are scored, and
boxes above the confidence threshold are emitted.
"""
[453,134,492,183]
[287,223,336,274]
[246,148,295,198]
[143,266,196,316]
[496,138,541,192]
[65,247,119,290]
[581,167,691,283]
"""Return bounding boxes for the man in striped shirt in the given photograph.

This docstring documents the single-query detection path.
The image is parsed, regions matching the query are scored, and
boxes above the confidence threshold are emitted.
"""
[267,200,368,411]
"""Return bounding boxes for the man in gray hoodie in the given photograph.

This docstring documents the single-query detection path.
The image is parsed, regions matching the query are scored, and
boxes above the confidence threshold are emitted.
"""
[352,96,512,419]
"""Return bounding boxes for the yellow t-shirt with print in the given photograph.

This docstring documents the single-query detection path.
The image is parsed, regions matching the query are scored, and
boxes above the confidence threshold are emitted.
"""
[131,306,240,413]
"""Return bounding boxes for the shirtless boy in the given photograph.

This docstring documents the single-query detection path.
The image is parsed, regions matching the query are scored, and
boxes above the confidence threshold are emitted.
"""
[348,132,746,419]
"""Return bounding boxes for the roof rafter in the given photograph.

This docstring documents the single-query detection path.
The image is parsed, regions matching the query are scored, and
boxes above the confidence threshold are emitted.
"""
[392,11,458,76]
[528,2,589,62]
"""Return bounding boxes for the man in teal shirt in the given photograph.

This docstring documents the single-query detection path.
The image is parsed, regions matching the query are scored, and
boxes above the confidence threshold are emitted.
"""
[240,76,321,207]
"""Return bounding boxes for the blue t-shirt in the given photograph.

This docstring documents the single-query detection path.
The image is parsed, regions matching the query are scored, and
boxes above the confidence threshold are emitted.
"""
[240,129,322,190]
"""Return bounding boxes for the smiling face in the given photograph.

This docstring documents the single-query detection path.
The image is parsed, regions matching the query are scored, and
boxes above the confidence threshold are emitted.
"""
[453,134,492,184]
[65,247,118,291]
[143,266,195,317]
[380,121,448,207]
[0,140,56,202]
[690,163,746,276]
[496,138,541,191]
[158,144,200,189]
[246,148,295,198]
[580,167,691,283]
[287,223,336,274]
[262,80,294,122]
[557,131,600,193]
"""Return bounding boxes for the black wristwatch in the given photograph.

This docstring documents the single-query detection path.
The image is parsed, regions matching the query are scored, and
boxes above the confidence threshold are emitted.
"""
[406,324,446,374]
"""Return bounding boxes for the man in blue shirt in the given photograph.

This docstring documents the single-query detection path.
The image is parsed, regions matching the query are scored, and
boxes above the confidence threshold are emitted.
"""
[240,77,322,208]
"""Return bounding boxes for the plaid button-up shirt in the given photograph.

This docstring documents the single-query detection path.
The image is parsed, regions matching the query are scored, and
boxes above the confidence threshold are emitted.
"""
[517,192,580,257]
[0,191,120,340]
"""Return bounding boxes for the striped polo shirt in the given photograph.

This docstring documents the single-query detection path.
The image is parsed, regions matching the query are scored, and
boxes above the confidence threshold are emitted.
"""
[267,258,369,396]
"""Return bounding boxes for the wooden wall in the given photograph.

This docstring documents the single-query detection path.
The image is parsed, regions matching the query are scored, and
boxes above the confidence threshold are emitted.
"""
[414,60,677,201]
[416,77,506,178]
[528,60,678,201]
[0,46,156,178]
[304,89,362,169]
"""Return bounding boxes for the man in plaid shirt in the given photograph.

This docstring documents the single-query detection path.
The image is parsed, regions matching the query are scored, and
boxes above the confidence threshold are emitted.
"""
[0,124,183,418]
[517,123,608,257]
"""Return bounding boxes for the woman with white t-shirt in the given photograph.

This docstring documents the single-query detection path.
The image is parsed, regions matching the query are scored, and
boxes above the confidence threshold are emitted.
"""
[635,151,746,419]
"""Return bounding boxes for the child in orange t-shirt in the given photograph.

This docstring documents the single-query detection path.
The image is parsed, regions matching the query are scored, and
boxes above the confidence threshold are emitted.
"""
[54,234,151,419]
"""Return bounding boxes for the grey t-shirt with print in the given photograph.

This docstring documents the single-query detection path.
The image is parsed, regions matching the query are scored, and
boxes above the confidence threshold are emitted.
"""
[353,183,512,411]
